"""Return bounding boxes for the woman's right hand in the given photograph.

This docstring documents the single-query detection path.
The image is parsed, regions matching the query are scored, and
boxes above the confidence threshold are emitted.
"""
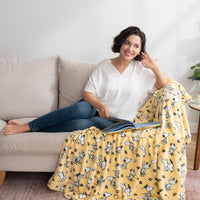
[82,91,110,119]
[98,104,110,119]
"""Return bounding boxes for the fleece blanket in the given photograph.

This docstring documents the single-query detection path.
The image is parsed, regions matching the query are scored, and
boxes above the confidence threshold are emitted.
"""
[48,79,191,200]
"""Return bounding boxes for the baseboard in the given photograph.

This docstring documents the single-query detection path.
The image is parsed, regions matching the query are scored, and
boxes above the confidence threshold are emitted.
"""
[0,171,6,185]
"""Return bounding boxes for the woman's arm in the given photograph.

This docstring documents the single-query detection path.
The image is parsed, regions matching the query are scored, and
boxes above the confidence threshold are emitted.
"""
[82,91,110,119]
[141,52,168,89]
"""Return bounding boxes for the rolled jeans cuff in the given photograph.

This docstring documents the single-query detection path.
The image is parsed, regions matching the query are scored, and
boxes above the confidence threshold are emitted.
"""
[28,122,37,132]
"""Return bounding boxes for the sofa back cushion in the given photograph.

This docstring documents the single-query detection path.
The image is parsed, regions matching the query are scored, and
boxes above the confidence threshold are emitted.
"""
[59,58,96,108]
[0,57,59,121]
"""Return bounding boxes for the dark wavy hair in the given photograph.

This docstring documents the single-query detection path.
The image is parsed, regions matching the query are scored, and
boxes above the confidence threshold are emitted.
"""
[111,26,146,61]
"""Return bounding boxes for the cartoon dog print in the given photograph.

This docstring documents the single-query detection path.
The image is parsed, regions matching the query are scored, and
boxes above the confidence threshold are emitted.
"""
[87,178,92,190]
[140,145,146,157]
[161,158,174,172]
[100,192,112,200]
[116,145,123,154]
[82,167,91,178]
[169,143,177,155]
[75,151,85,164]
[107,176,116,187]
[98,155,107,170]
[132,132,139,142]
[165,178,177,191]
[115,163,121,178]
[74,173,80,187]
[127,169,136,181]
[88,150,96,162]
[144,184,154,197]
[79,193,87,199]
[161,132,170,143]
[122,157,132,169]
[125,141,135,152]
[105,142,112,154]
[61,146,68,158]
[68,182,74,192]
[97,176,105,185]
[57,171,65,182]
[78,132,85,145]
[64,156,70,168]
[120,183,131,196]
[140,162,150,176]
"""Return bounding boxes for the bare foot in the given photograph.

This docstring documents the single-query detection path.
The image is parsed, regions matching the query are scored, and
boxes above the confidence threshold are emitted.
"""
[5,123,31,135]
[8,119,23,125]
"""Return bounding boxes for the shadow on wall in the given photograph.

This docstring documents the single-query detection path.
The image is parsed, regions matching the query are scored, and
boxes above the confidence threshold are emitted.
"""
[178,21,200,64]
[178,21,200,95]
[178,36,200,62]
[150,1,200,50]
[178,20,200,62]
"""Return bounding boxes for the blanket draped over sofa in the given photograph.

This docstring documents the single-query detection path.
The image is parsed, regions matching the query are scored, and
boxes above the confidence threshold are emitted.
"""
[47,79,191,200]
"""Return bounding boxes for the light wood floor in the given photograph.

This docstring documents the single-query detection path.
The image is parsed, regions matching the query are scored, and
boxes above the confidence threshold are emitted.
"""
[186,133,199,170]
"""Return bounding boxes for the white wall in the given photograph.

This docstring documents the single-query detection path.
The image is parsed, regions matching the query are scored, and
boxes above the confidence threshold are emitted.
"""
[0,0,200,132]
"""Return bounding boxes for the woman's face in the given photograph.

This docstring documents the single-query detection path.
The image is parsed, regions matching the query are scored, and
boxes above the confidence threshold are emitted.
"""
[119,34,142,61]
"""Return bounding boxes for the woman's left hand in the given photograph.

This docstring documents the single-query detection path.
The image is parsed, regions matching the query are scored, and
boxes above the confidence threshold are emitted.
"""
[141,52,168,89]
[141,52,157,70]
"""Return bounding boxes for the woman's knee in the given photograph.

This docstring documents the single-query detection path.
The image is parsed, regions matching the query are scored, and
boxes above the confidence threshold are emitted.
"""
[73,101,96,118]
[90,117,114,129]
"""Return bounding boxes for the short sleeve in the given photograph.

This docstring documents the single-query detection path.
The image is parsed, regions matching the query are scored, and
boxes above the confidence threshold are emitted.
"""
[142,66,156,93]
[137,62,156,108]
[84,65,102,97]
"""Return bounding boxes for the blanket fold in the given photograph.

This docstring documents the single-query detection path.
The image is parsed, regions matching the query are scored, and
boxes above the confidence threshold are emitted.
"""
[48,79,192,200]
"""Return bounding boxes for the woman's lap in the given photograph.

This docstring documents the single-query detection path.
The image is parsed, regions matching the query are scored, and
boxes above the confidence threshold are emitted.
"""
[39,117,115,132]
[29,100,114,132]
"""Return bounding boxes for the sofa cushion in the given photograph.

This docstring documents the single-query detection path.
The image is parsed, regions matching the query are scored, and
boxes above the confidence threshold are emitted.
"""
[0,118,69,155]
[0,57,59,121]
[0,119,7,133]
[59,58,96,108]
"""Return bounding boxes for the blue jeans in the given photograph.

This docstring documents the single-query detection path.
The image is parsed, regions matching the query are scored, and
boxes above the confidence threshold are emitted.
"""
[28,100,115,132]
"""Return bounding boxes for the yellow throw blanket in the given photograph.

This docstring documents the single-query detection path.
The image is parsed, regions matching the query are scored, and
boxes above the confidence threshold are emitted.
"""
[48,79,191,200]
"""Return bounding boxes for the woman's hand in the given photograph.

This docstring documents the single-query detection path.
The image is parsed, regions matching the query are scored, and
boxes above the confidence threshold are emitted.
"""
[98,104,110,119]
[82,91,110,119]
[141,52,168,89]
[141,52,157,70]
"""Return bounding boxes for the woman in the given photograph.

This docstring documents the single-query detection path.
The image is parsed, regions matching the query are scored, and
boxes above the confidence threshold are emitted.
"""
[5,26,168,135]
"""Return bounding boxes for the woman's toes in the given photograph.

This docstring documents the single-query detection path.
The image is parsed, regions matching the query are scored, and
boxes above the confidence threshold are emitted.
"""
[5,125,11,135]
[8,119,23,125]
[4,125,16,135]
[4,124,30,135]
[8,119,15,124]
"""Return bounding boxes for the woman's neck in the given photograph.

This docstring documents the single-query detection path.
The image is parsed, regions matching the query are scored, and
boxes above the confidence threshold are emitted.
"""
[111,57,131,74]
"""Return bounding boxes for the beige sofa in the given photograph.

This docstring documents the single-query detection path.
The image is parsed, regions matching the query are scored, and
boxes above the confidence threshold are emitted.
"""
[0,56,96,185]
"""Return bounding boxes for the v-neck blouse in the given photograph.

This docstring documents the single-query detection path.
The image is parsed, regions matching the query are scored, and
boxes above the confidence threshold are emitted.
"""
[109,59,132,76]
[84,59,156,121]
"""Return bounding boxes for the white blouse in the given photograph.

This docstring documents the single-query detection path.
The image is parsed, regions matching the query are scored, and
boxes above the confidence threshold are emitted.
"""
[84,59,156,121]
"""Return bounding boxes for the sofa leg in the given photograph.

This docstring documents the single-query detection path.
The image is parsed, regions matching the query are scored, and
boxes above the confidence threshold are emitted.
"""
[0,171,6,185]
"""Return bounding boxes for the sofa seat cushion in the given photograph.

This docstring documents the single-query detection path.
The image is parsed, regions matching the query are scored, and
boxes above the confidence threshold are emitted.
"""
[0,119,7,132]
[59,58,96,108]
[0,118,70,155]
[0,57,59,121]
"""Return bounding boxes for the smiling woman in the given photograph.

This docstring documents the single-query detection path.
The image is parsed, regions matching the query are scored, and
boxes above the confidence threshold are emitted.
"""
[111,26,146,61]
[111,35,142,74]
[122,38,141,56]
[5,26,168,136]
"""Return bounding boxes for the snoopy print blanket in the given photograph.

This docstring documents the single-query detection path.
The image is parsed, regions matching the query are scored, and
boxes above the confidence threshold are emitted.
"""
[48,79,191,200]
